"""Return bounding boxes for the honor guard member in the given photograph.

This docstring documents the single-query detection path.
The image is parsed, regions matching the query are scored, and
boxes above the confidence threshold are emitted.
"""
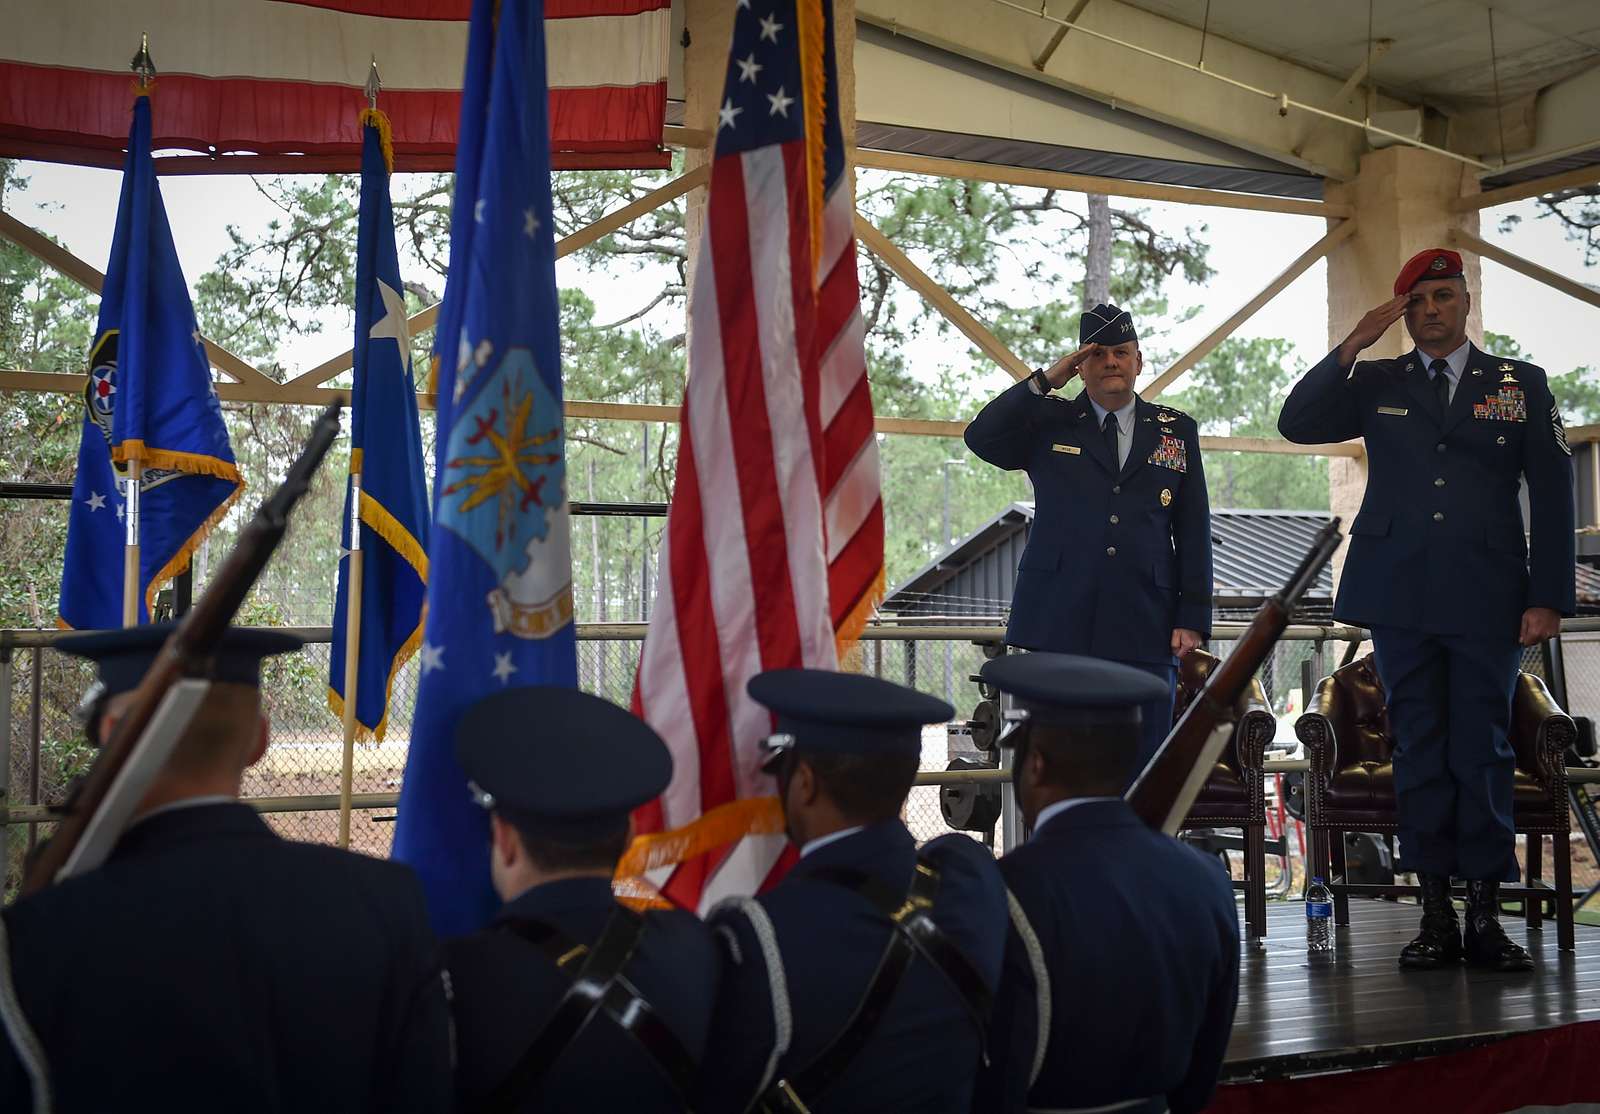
[1279,248,1575,971]
[0,624,452,1114]
[700,670,1008,1114]
[964,304,1213,781]
[973,653,1239,1114]
[444,686,719,1113]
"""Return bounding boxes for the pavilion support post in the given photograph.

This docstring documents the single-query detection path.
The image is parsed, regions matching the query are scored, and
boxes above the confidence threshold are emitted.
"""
[679,0,743,279]
[1323,146,1483,583]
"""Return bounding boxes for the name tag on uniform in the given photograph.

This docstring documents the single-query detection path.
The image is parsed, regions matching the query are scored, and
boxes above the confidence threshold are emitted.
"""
[1051,443,1081,455]
[1377,406,1408,416]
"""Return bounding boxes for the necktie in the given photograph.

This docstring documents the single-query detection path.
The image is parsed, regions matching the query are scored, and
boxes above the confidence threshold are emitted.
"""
[1430,358,1451,413]
[1102,411,1120,467]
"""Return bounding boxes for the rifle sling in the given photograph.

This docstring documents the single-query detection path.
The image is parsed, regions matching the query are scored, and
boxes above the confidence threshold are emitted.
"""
[762,855,991,1112]
[481,906,695,1111]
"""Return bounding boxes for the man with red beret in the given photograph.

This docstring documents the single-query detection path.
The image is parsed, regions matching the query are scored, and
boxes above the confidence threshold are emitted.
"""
[1279,248,1575,971]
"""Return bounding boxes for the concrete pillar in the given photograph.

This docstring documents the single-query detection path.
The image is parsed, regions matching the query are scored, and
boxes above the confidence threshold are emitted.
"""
[1322,147,1482,579]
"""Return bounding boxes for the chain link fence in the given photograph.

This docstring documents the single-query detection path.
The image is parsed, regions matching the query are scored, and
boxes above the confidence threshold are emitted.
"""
[1,629,1005,877]
[8,626,1600,901]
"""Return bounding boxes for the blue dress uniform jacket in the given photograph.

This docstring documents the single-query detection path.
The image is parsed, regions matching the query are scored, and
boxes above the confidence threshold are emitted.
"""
[701,822,1008,1114]
[0,802,452,1114]
[1278,344,1576,636]
[974,800,1239,1114]
[964,381,1213,664]
[444,876,718,1112]
[1280,344,1575,881]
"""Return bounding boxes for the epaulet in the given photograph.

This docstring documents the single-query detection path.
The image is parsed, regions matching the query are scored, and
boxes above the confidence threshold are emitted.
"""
[1353,356,1401,382]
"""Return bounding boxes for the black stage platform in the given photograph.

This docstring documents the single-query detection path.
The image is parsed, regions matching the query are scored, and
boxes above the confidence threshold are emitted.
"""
[1221,898,1600,1083]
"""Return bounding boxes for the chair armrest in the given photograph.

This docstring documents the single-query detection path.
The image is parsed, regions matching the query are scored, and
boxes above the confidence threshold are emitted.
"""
[1229,708,1276,771]
[1296,678,1341,785]
[1511,673,1577,794]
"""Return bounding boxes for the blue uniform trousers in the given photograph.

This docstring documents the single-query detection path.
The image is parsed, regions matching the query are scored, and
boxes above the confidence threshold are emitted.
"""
[1368,625,1521,881]
[1123,658,1177,788]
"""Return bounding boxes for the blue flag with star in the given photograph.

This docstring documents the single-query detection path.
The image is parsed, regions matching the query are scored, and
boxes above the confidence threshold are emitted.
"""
[328,112,431,740]
[58,94,242,630]
[392,0,578,934]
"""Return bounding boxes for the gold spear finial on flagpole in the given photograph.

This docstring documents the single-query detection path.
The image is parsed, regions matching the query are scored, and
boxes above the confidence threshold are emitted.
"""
[365,56,382,110]
[131,32,157,92]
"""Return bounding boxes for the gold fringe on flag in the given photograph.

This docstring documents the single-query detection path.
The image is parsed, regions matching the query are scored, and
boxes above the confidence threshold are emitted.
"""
[833,563,886,662]
[795,0,828,281]
[614,796,787,882]
[359,107,396,175]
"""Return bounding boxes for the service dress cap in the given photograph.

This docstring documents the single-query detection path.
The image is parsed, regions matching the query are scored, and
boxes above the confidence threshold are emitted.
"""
[747,668,953,769]
[979,653,1168,734]
[1393,248,1464,296]
[1079,303,1139,346]
[56,622,304,699]
[455,686,671,838]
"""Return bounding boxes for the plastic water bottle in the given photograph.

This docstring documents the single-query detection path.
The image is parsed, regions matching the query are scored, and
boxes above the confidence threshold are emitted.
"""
[1306,877,1334,952]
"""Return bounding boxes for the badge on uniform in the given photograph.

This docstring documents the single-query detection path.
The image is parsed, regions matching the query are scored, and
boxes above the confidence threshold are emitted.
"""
[1377,406,1408,416]
[1147,434,1187,473]
[1553,401,1571,456]
[1159,488,1173,507]
[1473,386,1526,423]
[1051,443,1081,455]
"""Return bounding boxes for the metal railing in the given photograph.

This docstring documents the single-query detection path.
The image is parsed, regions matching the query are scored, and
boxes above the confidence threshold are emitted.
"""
[6,619,1600,898]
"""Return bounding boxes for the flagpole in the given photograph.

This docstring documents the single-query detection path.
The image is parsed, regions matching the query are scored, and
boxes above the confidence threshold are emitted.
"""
[338,470,363,849]
[122,461,141,627]
[120,36,156,631]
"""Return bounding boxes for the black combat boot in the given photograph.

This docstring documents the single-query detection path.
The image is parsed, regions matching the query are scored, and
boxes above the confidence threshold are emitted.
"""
[1398,873,1462,970]
[1463,880,1534,971]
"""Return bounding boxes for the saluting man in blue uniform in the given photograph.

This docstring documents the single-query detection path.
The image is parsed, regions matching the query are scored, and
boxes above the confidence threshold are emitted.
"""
[973,653,1240,1114]
[965,304,1214,779]
[700,670,1008,1114]
[1279,247,1576,971]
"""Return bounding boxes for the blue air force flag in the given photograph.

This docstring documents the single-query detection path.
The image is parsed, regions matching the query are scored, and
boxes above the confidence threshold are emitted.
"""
[392,0,579,934]
[328,113,431,740]
[59,94,242,629]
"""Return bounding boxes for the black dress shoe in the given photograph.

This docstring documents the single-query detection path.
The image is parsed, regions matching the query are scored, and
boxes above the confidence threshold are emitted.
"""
[1463,880,1534,972]
[1399,873,1462,970]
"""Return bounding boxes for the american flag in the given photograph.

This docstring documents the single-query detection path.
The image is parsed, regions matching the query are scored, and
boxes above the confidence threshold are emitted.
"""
[625,0,882,912]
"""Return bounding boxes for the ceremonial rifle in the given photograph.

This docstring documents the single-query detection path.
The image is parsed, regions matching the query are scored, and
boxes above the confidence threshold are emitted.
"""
[21,401,344,896]
[1126,518,1343,835]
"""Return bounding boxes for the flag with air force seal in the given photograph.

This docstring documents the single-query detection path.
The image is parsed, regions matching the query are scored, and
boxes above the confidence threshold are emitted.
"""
[392,0,579,934]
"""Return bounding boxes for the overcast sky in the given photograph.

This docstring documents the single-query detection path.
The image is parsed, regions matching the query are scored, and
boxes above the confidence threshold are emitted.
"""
[8,158,1599,405]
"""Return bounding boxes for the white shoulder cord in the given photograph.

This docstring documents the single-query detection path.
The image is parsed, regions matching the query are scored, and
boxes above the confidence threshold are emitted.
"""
[1006,889,1052,1088]
[0,912,52,1114]
[711,896,792,1101]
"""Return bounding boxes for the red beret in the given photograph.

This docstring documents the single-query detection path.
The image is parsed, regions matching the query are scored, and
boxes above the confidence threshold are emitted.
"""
[1394,248,1464,296]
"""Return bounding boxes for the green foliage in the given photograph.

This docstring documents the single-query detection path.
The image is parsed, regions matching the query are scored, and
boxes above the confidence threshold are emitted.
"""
[0,154,1241,623]
[0,160,97,625]
[1165,336,1328,511]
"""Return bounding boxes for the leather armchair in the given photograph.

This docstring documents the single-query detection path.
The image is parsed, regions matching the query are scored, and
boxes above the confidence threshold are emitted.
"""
[1297,653,1576,951]
[1174,649,1279,941]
